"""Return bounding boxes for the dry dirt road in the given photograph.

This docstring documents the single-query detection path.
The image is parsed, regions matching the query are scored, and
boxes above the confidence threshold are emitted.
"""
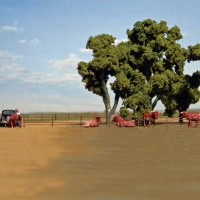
[0,125,200,200]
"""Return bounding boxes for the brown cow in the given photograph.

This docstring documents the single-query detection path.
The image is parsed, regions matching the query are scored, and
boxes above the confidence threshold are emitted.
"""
[83,116,101,128]
[112,115,135,127]
[143,111,159,127]
[180,111,200,127]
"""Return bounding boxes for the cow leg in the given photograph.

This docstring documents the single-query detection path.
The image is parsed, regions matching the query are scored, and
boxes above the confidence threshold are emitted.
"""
[195,120,199,128]
[144,119,147,127]
[144,119,150,127]
[147,120,151,127]
[10,121,14,128]
[188,120,191,127]
[143,120,146,127]
[119,122,124,127]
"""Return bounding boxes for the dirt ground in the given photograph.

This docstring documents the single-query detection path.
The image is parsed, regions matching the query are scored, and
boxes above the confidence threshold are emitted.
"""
[0,124,200,200]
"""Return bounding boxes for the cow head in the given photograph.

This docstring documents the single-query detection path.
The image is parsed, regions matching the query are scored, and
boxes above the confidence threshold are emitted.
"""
[111,115,118,122]
[180,111,188,118]
[95,116,101,122]
[112,115,123,122]
[152,111,159,119]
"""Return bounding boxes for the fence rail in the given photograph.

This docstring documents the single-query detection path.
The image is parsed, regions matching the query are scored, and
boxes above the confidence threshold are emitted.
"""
[22,113,106,127]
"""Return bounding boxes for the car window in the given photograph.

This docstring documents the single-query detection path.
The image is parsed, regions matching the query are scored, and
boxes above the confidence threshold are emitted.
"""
[2,110,15,115]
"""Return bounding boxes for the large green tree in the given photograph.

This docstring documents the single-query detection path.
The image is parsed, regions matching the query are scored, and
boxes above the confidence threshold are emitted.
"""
[78,19,200,123]
[124,19,200,116]
[77,34,149,123]
[77,34,121,124]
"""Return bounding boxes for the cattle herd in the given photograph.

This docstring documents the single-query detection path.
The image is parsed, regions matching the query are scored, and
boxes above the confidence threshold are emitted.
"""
[4,111,200,128]
[83,111,200,128]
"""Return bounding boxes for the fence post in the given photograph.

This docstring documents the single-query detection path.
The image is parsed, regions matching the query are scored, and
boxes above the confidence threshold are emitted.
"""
[68,113,70,120]
[23,116,26,127]
[80,113,83,126]
[52,116,54,127]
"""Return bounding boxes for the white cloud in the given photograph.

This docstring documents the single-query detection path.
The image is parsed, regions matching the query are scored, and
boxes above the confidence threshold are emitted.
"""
[1,25,24,32]
[45,53,82,83]
[0,50,81,86]
[114,38,128,45]
[48,53,80,70]
[18,38,40,44]
[0,21,24,32]
[18,39,28,44]
[0,51,23,65]
[23,71,80,85]
[79,48,92,53]
[0,51,28,83]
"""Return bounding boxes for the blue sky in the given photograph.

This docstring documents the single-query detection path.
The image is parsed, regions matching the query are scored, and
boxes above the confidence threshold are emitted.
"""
[0,0,200,113]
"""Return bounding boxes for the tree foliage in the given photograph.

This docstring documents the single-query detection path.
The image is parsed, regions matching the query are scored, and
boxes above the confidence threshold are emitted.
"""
[78,19,200,122]
[77,34,121,124]
[125,19,200,116]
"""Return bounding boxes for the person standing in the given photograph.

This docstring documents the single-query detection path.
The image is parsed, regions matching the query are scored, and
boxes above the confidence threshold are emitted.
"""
[15,108,23,128]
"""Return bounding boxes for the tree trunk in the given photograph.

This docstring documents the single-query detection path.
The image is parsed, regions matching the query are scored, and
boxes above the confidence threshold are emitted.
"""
[178,108,184,124]
[108,94,119,120]
[100,77,111,125]
[101,94,110,124]
[103,93,120,125]
[100,80,120,125]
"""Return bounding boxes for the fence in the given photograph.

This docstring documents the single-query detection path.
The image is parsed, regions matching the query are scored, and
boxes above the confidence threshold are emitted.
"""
[22,112,183,127]
[22,112,107,127]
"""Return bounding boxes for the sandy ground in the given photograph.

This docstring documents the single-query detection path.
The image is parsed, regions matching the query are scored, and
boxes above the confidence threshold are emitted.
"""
[0,124,200,200]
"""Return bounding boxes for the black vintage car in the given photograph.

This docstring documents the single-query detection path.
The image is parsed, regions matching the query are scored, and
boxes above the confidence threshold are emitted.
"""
[0,110,15,127]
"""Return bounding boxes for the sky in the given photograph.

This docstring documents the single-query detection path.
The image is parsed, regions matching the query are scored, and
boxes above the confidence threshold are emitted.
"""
[0,0,200,113]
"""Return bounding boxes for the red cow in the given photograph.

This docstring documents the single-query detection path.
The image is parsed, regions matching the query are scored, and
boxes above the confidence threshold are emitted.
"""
[180,111,200,127]
[112,115,135,127]
[83,116,101,128]
[143,111,159,127]
[8,113,23,128]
